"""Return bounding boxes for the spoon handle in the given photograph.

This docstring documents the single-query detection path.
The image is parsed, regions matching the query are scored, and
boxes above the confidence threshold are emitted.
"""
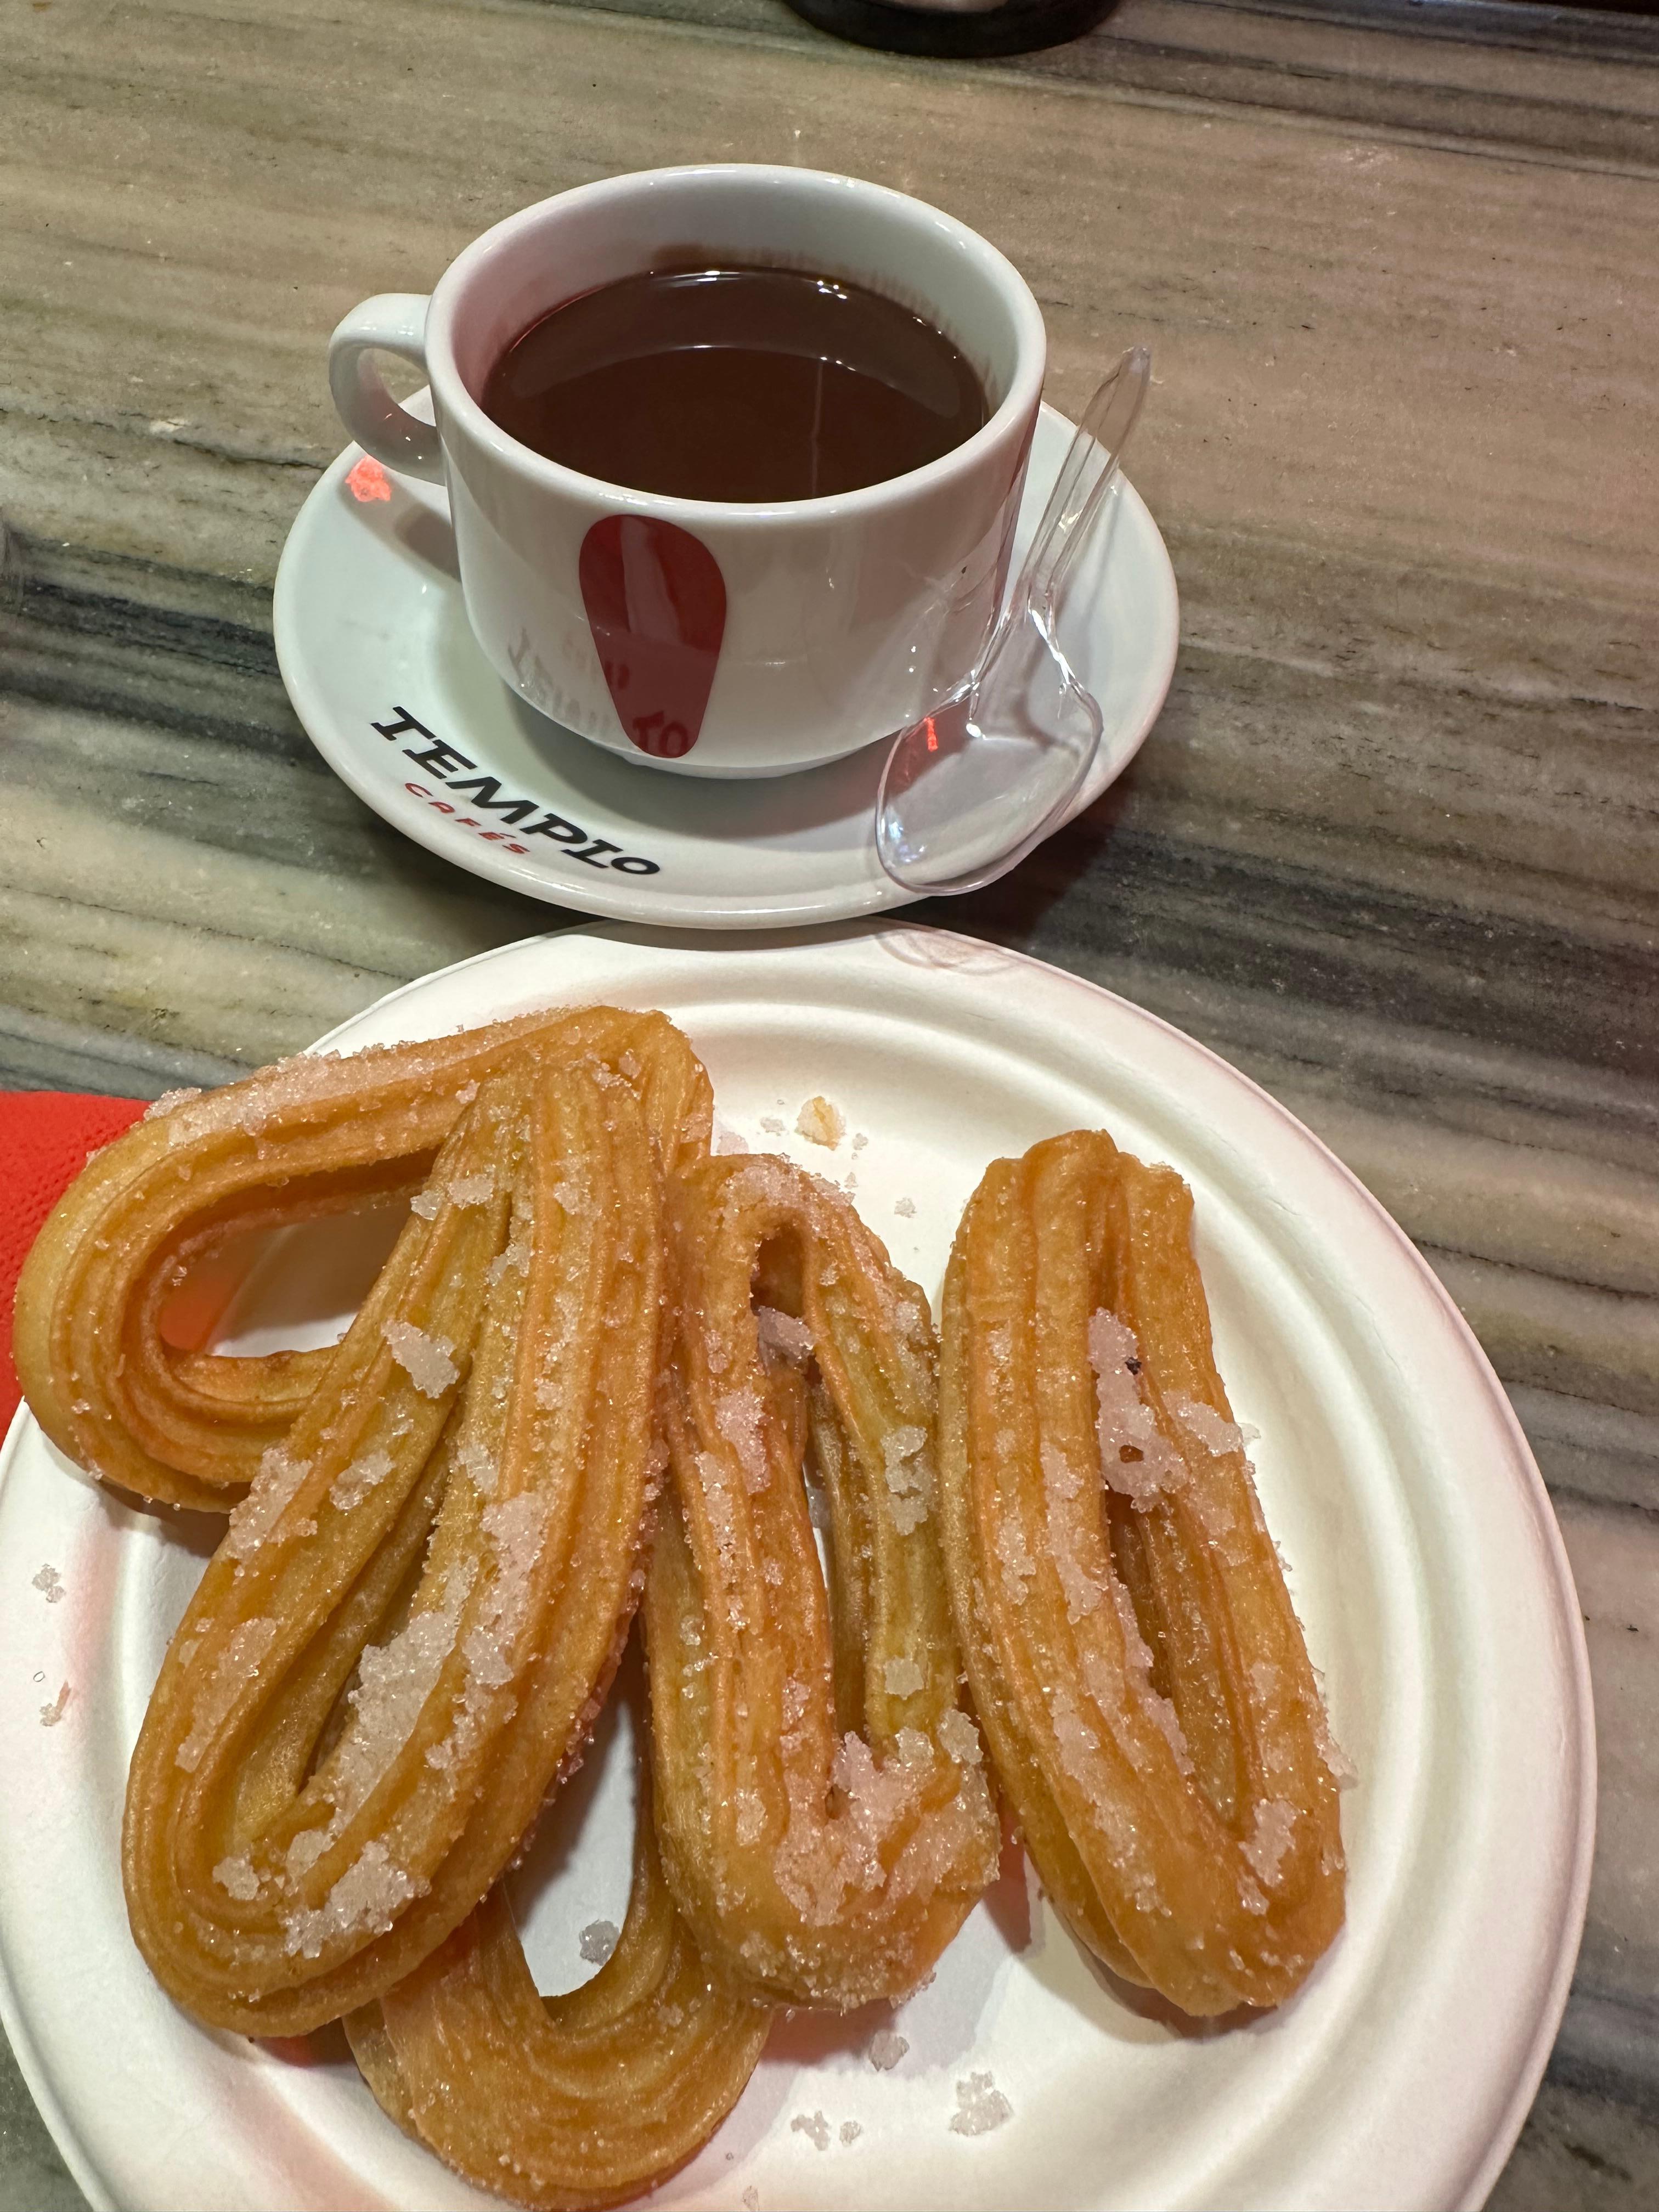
[1019,345,1152,634]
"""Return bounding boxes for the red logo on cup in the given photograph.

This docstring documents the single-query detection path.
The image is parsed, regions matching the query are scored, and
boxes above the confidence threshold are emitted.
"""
[578,517,726,759]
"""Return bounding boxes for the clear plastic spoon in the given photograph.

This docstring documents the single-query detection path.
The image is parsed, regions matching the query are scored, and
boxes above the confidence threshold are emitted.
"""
[875,344,1151,895]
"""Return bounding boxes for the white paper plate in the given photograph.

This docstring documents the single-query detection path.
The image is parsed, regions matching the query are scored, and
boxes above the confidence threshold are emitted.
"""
[272,407,1178,929]
[0,924,1593,2212]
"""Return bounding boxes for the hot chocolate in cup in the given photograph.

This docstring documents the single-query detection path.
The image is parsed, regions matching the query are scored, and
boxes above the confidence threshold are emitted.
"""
[330,165,1046,778]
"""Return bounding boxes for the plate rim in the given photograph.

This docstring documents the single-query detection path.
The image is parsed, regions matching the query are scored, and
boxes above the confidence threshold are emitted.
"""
[0,920,1595,2212]
[270,407,1180,931]
[0,1837,118,2212]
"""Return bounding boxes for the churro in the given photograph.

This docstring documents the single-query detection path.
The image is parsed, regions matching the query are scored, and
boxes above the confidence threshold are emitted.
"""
[346,1774,772,2211]
[646,1155,998,2010]
[122,1055,671,2033]
[14,1008,709,1510]
[936,1131,1345,2014]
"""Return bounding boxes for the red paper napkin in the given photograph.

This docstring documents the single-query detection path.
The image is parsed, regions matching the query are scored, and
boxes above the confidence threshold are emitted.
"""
[1,1091,149,1431]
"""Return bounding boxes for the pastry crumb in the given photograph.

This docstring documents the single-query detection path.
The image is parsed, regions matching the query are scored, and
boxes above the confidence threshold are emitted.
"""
[39,1682,72,1728]
[795,1096,845,1148]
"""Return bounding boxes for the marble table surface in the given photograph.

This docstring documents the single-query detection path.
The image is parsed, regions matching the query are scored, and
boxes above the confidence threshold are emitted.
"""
[2,0,1657,2202]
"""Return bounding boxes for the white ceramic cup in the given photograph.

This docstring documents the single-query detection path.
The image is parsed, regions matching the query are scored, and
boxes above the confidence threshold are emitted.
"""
[330,165,1046,778]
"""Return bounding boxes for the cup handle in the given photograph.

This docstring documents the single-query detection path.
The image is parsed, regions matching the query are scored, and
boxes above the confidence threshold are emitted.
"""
[328,294,444,484]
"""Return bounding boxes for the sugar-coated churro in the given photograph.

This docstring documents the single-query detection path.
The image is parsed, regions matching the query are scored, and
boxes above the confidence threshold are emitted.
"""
[14,1008,709,1510]
[123,1056,671,2033]
[347,1773,772,2211]
[935,1131,1345,2014]
[646,1154,998,2009]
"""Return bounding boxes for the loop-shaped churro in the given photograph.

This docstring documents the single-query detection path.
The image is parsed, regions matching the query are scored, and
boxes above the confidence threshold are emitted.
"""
[646,1156,997,2010]
[936,1131,1345,2015]
[122,1054,670,2034]
[15,1008,710,1510]
[346,1778,773,2211]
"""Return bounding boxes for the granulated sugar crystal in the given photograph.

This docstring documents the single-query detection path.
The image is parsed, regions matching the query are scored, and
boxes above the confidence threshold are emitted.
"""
[213,1855,260,1901]
[224,1446,311,1561]
[1087,1310,1187,1504]
[283,1838,418,1959]
[383,1320,459,1396]
[949,2071,1012,2136]
[936,1708,983,1765]
[578,1919,619,1965]
[1166,1390,1259,1457]
[755,1306,814,1365]
[447,1170,496,1206]
[176,1617,278,1770]
[330,1448,394,1513]
[1241,1797,1299,1887]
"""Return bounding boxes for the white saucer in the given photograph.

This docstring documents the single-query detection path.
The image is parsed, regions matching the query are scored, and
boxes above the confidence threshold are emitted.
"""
[273,409,1178,929]
[0,926,1593,2212]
